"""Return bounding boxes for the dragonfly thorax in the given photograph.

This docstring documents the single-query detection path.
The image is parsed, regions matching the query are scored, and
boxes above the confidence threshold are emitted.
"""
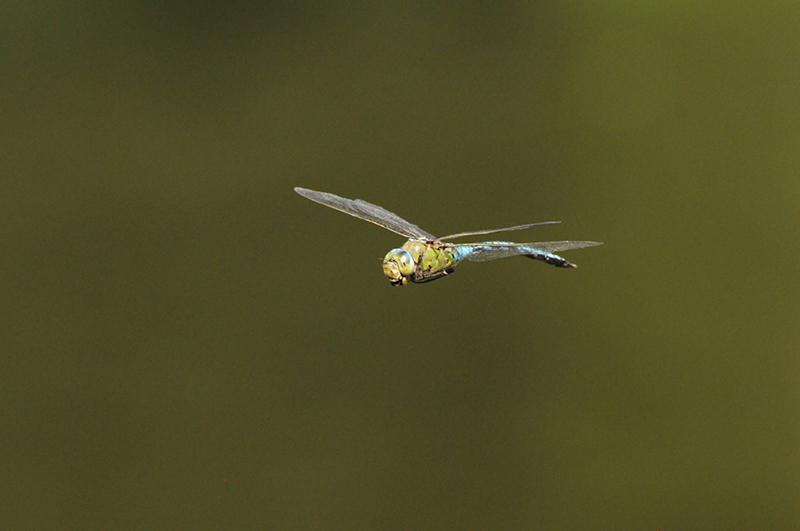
[382,240,457,286]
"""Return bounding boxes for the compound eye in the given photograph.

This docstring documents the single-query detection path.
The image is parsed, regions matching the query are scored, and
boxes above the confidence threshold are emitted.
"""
[384,249,415,276]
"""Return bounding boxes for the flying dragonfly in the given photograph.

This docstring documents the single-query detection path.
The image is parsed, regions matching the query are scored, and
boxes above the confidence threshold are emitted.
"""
[295,187,602,286]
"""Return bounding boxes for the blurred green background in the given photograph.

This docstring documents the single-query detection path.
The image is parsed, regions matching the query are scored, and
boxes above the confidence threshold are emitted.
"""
[2,2,798,530]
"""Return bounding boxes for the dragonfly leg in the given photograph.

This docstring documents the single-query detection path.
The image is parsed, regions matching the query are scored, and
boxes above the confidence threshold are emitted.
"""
[409,267,455,283]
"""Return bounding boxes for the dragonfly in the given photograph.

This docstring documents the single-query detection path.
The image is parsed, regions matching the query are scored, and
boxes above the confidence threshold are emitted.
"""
[295,187,602,286]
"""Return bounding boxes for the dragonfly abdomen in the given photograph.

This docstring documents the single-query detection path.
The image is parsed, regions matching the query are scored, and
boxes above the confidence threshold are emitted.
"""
[453,241,579,268]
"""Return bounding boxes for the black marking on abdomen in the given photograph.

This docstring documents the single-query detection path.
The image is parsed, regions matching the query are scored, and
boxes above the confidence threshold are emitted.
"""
[525,254,576,268]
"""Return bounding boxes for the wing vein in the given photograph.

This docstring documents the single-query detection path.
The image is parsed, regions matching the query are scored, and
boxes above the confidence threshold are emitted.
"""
[295,187,435,240]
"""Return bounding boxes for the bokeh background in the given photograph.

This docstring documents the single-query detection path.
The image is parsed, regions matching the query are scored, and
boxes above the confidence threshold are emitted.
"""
[2,2,798,529]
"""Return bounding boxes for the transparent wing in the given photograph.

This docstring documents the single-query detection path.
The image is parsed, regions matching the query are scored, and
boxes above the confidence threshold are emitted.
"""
[452,240,603,268]
[295,187,435,240]
[437,221,561,241]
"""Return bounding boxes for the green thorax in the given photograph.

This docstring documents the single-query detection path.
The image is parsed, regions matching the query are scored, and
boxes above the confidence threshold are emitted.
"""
[402,240,455,274]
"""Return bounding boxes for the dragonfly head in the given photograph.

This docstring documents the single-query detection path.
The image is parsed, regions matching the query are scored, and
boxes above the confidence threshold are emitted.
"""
[382,248,416,286]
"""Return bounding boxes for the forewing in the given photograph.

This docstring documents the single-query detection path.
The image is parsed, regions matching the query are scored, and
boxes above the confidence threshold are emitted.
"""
[295,187,435,240]
[453,241,602,262]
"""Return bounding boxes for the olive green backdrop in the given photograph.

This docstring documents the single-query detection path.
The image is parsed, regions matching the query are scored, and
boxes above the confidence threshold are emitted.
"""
[2,2,798,530]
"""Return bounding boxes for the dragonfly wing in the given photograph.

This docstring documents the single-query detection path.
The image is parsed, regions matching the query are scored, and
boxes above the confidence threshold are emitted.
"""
[295,187,435,240]
[437,221,561,241]
[452,240,602,268]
